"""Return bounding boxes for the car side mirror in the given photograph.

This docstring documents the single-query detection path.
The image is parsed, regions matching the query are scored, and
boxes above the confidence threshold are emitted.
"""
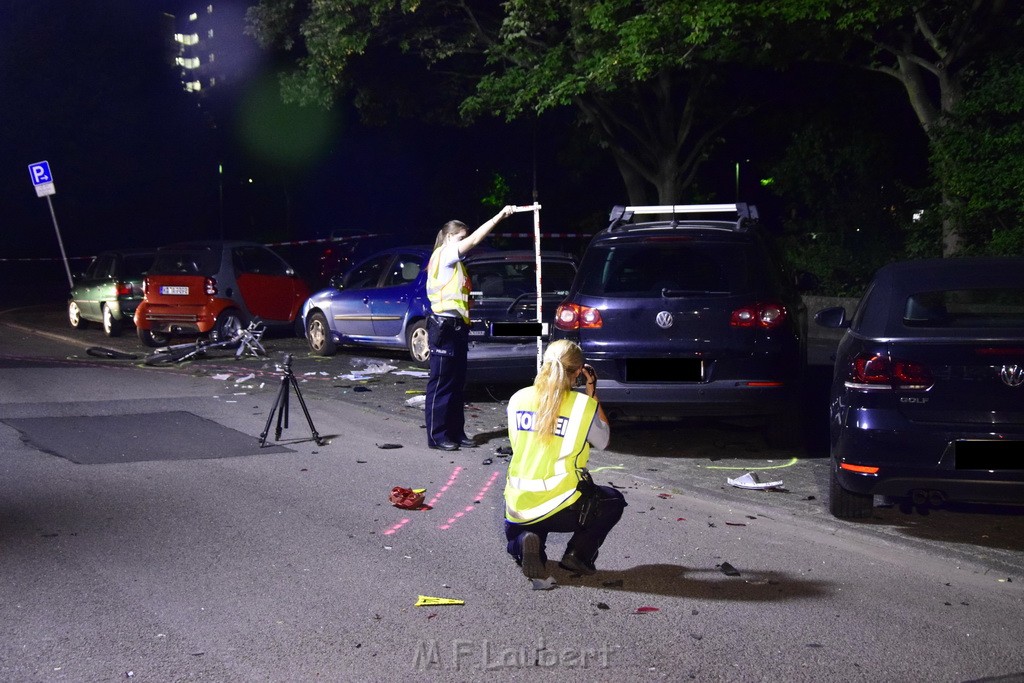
[814,306,849,329]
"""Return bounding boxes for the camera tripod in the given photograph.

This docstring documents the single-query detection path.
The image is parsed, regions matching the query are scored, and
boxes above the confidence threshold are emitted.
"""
[259,353,326,448]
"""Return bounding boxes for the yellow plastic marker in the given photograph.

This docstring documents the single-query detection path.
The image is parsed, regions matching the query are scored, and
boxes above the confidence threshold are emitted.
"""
[415,595,465,607]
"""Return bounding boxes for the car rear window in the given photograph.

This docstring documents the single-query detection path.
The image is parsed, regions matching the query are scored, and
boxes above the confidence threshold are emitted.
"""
[576,242,758,297]
[149,248,220,276]
[903,288,1024,328]
[122,254,155,279]
[470,260,576,298]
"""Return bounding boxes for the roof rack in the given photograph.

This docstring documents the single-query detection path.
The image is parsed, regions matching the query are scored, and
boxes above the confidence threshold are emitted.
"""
[607,203,758,230]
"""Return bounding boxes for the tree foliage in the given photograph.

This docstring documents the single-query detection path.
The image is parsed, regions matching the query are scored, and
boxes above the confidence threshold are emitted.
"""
[929,51,1024,255]
[245,0,1024,269]
[745,0,1023,255]
[246,0,766,205]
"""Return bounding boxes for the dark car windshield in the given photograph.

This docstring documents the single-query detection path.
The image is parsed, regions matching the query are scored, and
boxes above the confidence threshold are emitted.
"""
[469,260,576,298]
[149,248,221,276]
[903,288,1024,328]
[575,241,759,297]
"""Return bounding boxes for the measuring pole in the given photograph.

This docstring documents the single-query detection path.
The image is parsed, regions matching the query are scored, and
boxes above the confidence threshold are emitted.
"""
[512,202,543,372]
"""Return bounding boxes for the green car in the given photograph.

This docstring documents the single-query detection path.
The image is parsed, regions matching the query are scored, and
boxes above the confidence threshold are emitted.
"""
[68,249,156,337]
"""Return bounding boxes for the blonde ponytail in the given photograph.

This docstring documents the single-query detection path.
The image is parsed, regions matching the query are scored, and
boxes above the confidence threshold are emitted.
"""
[532,340,584,442]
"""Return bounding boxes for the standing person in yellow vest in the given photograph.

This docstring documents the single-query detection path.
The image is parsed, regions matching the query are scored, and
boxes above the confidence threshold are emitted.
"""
[424,205,516,451]
[504,340,627,578]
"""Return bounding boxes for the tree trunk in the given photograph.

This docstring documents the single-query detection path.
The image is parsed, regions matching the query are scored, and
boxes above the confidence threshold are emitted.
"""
[573,72,732,211]
[608,149,653,206]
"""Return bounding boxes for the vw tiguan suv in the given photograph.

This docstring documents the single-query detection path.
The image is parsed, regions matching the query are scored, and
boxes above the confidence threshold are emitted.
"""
[552,204,808,446]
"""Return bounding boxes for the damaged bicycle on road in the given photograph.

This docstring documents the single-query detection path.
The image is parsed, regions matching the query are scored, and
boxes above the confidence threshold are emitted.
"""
[143,319,267,365]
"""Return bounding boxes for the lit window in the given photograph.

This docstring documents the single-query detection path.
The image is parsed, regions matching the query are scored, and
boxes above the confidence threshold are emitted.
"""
[208,53,215,63]
[188,12,197,21]
[207,5,213,13]
[208,29,214,38]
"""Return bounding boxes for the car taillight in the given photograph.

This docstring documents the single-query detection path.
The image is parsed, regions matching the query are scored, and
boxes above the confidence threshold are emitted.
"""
[115,281,133,297]
[847,353,933,390]
[730,302,787,330]
[554,303,603,331]
[142,278,149,297]
[205,277,217,295]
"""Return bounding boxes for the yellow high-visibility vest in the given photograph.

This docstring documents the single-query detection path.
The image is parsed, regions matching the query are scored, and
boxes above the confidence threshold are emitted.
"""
[504,388,598,524]
[425,247,471,323]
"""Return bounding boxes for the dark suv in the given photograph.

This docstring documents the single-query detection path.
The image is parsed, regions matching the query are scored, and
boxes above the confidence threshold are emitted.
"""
[552,204,807,445]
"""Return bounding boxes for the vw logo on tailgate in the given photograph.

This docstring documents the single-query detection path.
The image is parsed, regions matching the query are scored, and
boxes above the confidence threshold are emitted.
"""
[655,311,674,329]
[1000,364,1024,387]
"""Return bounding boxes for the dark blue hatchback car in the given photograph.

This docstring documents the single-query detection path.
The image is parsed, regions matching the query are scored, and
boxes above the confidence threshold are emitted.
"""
[300,246,578,369]
[552,204,808,446]
[815,257,1024,518]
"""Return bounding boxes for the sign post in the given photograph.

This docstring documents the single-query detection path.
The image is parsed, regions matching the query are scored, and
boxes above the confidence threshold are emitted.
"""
[28,161,74,290]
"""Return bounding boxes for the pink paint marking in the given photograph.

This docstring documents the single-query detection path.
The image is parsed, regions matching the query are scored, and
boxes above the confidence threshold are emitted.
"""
[423,466,463,510]
[439,471,502,530]
[383,518,411,535]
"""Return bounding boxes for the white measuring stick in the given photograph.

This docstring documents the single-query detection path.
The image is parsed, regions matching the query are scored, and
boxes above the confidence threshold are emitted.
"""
[509,202,544,372]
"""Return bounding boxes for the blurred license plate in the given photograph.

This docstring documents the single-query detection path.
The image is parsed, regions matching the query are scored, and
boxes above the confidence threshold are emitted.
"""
[624,358,703,382]
[955,440,1024,470]
[160,286,189,295]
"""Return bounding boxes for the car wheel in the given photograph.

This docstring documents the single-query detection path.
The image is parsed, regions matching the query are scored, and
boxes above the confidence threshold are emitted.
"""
[68,301,87,329]
[138,328,170,348]
[306,312,337,356]
[102,304,123,337]
[211,308,247,344]
[407,319,429,365]
[828,466,874,519]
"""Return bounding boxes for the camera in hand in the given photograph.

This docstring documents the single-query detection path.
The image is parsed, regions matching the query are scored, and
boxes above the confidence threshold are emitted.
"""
[574,363,595,387]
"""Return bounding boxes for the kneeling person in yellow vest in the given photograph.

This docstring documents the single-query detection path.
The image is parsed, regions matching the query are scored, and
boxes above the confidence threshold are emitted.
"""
[504,340,626,578]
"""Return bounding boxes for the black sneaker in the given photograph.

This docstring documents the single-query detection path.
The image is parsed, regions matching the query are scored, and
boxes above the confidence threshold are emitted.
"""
[520,532,544,579]
[558,550,596,575]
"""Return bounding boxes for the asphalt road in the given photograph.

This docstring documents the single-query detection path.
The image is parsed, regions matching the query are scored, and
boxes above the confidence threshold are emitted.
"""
[1,304,1023,682]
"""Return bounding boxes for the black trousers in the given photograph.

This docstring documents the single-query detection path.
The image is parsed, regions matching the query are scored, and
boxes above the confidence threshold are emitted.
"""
[505,485,627,566]
[425,314,469,446]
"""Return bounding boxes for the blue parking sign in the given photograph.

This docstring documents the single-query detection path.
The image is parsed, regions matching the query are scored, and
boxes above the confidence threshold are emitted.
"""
[28,160,56,197]
[28,161,52,185]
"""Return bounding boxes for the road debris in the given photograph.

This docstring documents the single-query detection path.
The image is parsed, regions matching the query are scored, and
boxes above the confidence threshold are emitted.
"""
[415,595,464,607]
[530,577,557,591]
[389,486,425,510]
[719,562,741,577]
[727,472,784,490]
